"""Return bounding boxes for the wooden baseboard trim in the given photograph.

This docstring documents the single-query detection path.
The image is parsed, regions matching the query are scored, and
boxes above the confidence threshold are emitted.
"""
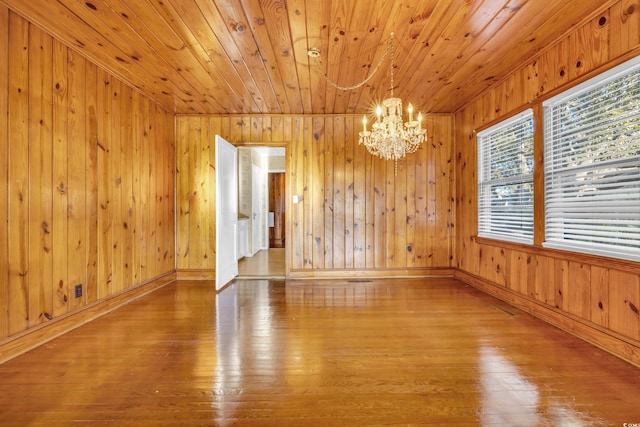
[0,272,176,365]
[176,269,216,280]
[287,268,455,280]
[454,270,640,368]
[175,269,456,281]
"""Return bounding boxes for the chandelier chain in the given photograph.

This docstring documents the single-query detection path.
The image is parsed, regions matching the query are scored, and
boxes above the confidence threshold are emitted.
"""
[389,34,394,97]
[311,35,393,91]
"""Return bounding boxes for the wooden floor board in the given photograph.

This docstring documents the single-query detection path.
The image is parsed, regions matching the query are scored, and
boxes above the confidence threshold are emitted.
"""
[237,248,285,279]
[0,277,639,426]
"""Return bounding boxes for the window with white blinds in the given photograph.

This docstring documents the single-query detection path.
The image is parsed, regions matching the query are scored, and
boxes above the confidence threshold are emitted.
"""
[477,110,534,244]
[543,55,640,262]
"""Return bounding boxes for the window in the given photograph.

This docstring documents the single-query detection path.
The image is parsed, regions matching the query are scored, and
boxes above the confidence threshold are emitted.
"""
[543,56,640,262]
[477,110,534,244]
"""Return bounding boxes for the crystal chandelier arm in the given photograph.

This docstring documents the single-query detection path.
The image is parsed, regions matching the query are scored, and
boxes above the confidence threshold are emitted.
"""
[308,35,393,91]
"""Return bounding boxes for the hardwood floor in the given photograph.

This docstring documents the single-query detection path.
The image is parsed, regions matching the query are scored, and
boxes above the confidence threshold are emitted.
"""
[1,277,639,426]
[237,248,285,279]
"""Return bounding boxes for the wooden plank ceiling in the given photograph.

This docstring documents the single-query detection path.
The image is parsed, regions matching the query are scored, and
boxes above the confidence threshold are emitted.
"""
[1,0,615,115]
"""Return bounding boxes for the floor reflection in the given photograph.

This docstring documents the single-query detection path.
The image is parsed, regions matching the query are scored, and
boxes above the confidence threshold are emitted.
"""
[478,343,610,426]
[479,344,541,426]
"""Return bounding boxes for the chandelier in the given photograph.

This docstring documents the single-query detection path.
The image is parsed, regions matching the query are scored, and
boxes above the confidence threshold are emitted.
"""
[308,33,426,170]
[359,34,426,163]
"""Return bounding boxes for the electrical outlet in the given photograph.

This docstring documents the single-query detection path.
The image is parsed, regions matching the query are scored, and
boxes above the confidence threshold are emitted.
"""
[75,284,82,298]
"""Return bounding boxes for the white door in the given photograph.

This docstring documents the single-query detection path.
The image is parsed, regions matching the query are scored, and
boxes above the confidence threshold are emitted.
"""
[215,135,238,290]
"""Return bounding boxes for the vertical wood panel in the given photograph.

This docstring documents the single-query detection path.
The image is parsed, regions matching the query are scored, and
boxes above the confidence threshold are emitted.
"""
[27,25,53,327]
[120,85,134,290]
[147,102,158,278]
[155,104,166,272]
[188,117,202,268]
[534,255,554,306]
[302,117,313,268]
[491,246,506,287]
[0,5,9,339]
[567,262,591,319]
[85,61,98,304]
[590,266,610,328]
[525,254,536,301]
[554,260,568,311]
[609,270,640,340]
[425,119,437,265]
[52,39,69,316]
[569,12,610,81]
[332,117,345,269]
[292,117,304,269]
[250,116,262,141]
[67,49,87,311]
[434,116,453,266]
[405,144,416,268]
[374,156,386,269]
[167,113,176,270]
[344,118,354,269]
[540,37,569,98]
[159,105,170,273]
[610,0,640,58]
[8,12,30,334]
[412,141,424,268]
[155,104,165,272]
[353,121,366,270]
[323,117,334,269]
[312,117,325,269]
[384,158,395,268]
[130,90,141,285]
[139,97,151,280]
[201,117,213,270]
[508,250,527,295]
[96,69,112,299]
[175,118,189,269]
[364,145,374,269]
[393,157,407,270]
[454,109,472,274]
[110,78,123,294]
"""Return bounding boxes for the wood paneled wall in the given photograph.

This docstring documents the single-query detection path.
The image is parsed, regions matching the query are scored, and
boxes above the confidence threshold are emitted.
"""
[0,8,175,344]
[175,114,455,278]
[455,0,640,366]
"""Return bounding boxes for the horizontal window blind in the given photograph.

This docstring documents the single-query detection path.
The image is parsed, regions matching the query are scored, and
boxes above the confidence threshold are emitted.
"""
[478,110,534,244]
[543,55,640,262]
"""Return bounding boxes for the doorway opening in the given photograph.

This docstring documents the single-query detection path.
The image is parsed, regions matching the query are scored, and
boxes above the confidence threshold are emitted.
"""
[236,146,286,279]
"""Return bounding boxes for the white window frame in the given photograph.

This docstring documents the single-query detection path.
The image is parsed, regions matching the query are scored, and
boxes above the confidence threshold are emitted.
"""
[542,55,640,262]
[477,109,534,244]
